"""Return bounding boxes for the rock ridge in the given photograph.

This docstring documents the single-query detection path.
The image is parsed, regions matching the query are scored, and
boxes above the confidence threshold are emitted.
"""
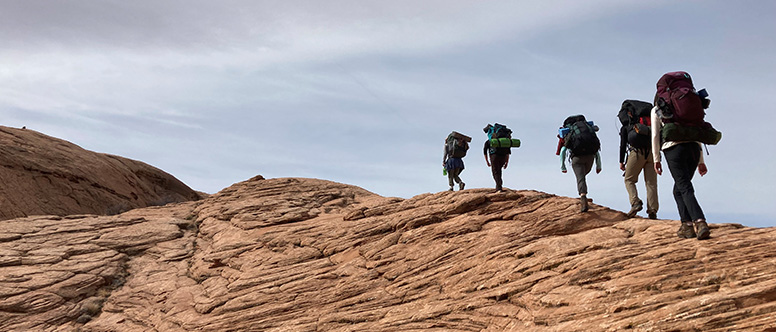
[0,126,202,220]
[0,176,775,331]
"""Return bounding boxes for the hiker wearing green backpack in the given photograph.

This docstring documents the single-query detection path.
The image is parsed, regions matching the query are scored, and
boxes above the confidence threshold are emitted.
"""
[558,115,602,212]
[443,131,470,191]
[618,100,659,219]
[652,71,720,240]
[483,123,519,192]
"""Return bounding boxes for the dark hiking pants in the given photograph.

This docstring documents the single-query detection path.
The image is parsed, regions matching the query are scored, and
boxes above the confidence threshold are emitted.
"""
[664,143,706,222]
[490,153,508,190]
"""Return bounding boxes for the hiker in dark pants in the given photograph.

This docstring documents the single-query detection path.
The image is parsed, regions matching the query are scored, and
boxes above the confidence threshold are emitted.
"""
[560,146,601,212]
[651,106,709,240]
[483,140,510,192]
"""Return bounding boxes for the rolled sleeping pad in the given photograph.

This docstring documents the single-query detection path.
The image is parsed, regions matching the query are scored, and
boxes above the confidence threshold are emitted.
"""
[489,138,521,148]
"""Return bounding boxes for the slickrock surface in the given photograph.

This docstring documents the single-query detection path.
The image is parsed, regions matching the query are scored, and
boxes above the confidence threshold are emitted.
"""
[1,176,775,331]
[0,126,201,220]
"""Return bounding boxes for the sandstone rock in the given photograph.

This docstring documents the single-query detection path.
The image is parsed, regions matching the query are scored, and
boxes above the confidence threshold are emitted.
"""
[0,177,775,331]
[0,126,202,220]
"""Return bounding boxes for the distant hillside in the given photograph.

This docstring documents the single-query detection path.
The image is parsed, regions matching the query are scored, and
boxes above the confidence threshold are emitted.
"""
[0,126,202,220]
[1,176,774,331]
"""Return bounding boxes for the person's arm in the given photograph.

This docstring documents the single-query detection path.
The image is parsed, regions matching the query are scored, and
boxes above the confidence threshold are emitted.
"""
[556,135,564,156]
[595,151,602,173]
[651,106,663,175]
[619,126,628,170]
[483,140,491,167]
[503,154,509,169]
[560,146,568,173]
[697,142,707,176]
[443,145,449,165]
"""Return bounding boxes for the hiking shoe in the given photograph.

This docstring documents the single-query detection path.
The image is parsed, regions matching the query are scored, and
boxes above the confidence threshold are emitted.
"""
[580,195,589,212]
[626,201,643,218]
[459,182,465,191]
[648,211,657,220]
[449,186,454,192]
[677,222,696,239]
[695,220,710,240]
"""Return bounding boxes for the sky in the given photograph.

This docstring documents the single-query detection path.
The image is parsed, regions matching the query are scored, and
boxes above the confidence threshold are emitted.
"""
[1,0,774,227]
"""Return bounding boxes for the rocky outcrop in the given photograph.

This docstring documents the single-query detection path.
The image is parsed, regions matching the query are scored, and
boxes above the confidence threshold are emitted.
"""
[1,176,775,331]
[0,126,202,220]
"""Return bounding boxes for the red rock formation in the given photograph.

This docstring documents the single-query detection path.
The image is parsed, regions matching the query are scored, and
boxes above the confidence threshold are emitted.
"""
[1,176,774,331]
[0,126,201,220]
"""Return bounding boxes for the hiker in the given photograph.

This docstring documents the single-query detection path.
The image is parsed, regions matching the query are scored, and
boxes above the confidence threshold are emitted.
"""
[483,123,516,192]
[443,131,470,191]
[618,100,659,219]
[652,71,720,240]
[558,115,602,212]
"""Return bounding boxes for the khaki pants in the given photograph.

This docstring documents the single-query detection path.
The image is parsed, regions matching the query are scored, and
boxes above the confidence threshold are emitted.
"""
[624,150,658,213]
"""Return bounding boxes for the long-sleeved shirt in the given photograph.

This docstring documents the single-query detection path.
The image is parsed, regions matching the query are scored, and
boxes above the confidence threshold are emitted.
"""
[650,106,705,164]
[560,146,601,172]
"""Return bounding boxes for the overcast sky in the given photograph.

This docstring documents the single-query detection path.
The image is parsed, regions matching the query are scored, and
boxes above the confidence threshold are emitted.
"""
[2,0,774,227]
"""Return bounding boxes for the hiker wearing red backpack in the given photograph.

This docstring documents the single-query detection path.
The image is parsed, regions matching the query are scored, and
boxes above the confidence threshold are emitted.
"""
[559,115,602,212]
[618,100,659,219]
[651,71,721,240]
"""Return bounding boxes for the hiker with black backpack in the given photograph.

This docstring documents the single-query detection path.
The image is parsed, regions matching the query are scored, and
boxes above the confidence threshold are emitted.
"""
[443,131,470,191]
[618,100,659,219]
[558,115,602,212]
[483,123,519,192]
[652,71,721,240]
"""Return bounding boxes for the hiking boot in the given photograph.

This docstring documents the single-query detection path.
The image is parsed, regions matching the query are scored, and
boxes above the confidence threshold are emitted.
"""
[648,211,657,220]
[459,182,465,191]
[580,195,589,212]
[677,222,696,239]
[695,219,710,240]
[449,186,454,192]
[626,201,643,218]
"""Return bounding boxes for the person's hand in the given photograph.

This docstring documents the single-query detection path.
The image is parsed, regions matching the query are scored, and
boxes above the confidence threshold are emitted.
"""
[503,161,508,169]
[654,161,663,175]
[561,169,567,173]
[619,163,626,171]
[596,168,602,174]
[698,163,708,176]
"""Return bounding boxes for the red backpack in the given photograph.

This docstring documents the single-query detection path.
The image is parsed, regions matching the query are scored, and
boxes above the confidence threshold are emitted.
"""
[656,71,722,145]
[655,71,705,126]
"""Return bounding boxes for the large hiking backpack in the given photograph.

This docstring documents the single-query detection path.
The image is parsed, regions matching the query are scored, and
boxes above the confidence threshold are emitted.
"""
[562,115,600,156]
[618,99,653,150]
[446,131,470,158]
[655,71,721,145]
[483,123,513,154]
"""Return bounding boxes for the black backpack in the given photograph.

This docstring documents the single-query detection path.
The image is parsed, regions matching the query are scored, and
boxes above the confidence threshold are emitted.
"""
[618,100,653,150]
[446,132,469,158]
[483,123,512,155]
[563,115,600,156]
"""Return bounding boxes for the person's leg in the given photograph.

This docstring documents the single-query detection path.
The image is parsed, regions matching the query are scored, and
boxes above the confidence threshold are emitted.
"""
[452,168,464,188]
[643,153,659,218]
[623,151,644,216]
[447,171,455,191]
[664,144,705,220]
[491,154,506,191]
[571,154,595,212]
[664,143,707,239]
[571,155,594,195]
